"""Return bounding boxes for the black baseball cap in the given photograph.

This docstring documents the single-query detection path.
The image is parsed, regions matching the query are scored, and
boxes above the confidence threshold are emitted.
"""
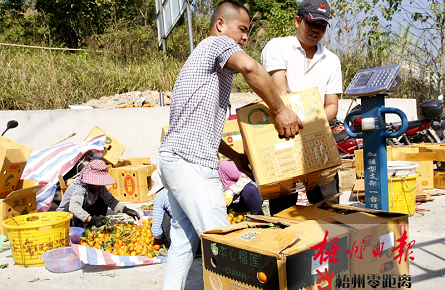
[298,0,331,26]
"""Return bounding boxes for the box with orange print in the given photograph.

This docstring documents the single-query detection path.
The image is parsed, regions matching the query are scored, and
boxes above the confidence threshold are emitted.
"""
[107,164,157,203]
[200,216,349,290]
[275,201,411,290]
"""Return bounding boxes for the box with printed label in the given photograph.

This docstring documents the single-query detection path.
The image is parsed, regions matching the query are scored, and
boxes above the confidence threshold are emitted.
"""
[218,119,244,161]
[339,169,357,192]
[1,184,42,236]
[109,164,157,202]
[0,136,32,199]
[201,218,349,290]
[275,202,410,290]
[236,88,341,200]
[85,126,126,166]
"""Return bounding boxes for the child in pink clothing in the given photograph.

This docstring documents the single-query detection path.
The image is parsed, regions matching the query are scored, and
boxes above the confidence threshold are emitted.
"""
[218,160,264,215]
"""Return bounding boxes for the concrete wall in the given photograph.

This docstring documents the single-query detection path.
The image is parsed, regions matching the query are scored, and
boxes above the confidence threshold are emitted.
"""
[0,98,417,165]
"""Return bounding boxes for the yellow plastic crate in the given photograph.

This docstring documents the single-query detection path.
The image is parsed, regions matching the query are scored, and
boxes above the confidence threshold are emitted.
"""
[3,212,72,267]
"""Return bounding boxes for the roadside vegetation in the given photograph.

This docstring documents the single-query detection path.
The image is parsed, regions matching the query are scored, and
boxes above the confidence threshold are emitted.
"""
[0,0,442,110]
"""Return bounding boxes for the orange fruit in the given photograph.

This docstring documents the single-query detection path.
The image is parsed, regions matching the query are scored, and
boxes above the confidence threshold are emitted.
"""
[257,271,267,283]
[153,244,161,251]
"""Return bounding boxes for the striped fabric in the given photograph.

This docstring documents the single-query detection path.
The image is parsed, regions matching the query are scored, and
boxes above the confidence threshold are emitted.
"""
[21,134,106,212]
[70,244,166,267]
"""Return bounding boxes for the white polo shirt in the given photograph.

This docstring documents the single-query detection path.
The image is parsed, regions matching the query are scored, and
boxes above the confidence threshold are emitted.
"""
[261,36,343,104]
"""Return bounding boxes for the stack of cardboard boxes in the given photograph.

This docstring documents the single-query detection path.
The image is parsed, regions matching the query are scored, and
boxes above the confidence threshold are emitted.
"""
[85,126,158,203]
[0,136,42,236]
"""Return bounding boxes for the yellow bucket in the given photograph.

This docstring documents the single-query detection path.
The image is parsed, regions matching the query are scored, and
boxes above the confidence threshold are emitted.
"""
[388,174,419,216]
[2,212,73,267]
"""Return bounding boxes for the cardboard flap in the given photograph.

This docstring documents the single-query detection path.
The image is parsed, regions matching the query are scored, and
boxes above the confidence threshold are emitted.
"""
[0,136,32,159]
[281,220,349,255]
[4,185,43,201]
[0,147,6,162]
[4,148,28,163]
[394,151,435,161]
[321,202,408,217]
[202,221,265,234]
[274,202,337,221]
[330,212,396,230]
[247,215,298,227]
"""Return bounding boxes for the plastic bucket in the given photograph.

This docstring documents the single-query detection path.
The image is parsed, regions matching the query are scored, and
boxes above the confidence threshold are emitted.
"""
[2,212,73,267]
[388,174,419,216]
[387,161,419,177]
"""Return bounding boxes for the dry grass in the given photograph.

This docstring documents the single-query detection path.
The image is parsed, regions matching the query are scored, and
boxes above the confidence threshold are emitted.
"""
[0,47,183,110]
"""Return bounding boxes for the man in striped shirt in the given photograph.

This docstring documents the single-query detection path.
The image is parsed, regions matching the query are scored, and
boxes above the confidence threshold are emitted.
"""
[157,1,303,288]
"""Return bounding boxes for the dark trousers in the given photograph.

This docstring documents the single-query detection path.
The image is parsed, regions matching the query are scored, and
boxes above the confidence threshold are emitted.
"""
[64,197,108,227]
[228,183,264,215]
[269,173,340,216]
[161,211,171,248]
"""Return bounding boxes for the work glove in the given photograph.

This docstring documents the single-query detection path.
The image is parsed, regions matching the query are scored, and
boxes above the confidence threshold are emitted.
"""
[123,207,141,220]
[224,189,234,206]
[89,215,106,227]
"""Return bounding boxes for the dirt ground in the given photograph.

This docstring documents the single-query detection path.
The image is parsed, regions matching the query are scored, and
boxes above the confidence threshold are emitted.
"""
[81,91,260,109]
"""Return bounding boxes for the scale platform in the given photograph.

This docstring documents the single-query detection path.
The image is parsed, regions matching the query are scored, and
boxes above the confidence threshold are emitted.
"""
[345,64,402,97]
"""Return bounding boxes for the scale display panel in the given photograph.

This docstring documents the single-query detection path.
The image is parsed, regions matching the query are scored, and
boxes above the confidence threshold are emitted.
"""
[345,64,401,97]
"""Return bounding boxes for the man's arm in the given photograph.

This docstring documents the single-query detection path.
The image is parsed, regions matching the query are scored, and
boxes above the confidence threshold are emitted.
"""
[225,51,303,138]
[219,139,252,179]
[269,69,288,96]
[324,93,339,122]
[268,69,339,122]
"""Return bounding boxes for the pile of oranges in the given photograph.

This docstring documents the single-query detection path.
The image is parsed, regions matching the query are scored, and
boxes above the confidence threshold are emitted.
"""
[227,212,248,224]
[79,219,164,258]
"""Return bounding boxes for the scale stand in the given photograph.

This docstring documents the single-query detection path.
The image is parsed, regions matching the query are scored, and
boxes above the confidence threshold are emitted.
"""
[343,64,408,211]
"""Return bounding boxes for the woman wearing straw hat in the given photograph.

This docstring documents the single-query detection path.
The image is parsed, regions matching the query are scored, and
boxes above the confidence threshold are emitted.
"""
[57,159,140,227]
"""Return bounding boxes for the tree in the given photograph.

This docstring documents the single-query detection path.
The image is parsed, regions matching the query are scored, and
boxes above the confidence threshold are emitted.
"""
[379,0,444,96]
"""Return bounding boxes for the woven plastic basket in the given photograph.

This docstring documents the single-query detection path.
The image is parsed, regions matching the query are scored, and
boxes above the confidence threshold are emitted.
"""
[2,212,73,267]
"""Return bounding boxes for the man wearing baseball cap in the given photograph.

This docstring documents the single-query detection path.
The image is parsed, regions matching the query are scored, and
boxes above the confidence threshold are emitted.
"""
[57,159,140,227]
[261,0,343,215]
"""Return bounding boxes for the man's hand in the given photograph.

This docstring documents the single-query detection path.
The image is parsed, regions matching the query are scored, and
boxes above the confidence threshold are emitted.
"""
[231,153,253,180]
[274,105,303,138]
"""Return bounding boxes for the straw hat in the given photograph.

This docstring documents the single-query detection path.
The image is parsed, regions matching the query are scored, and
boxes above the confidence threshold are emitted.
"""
[79,160,116,186]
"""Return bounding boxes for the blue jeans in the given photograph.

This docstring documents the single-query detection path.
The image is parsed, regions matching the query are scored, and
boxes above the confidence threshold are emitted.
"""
[157,151,229,290]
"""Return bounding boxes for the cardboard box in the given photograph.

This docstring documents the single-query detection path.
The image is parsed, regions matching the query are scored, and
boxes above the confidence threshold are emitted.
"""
[339,169,357,192]
[114,157,151,168]
[276,202,410,290]
[392,151,434,189]
[109,164,157,202]
[433,171,445,189]
[85,126,126,165]
[218,119,244,161]
[354,147,420,178]
[236,88,341,199]
[201,219,349,290]
[0,137,32,199]
[160,125,169,144]
[1,184,42,236]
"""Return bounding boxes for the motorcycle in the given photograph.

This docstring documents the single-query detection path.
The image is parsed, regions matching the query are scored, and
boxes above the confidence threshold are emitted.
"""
[339,98,444,146]
[385,98,444,145]
[331,118,363,158]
